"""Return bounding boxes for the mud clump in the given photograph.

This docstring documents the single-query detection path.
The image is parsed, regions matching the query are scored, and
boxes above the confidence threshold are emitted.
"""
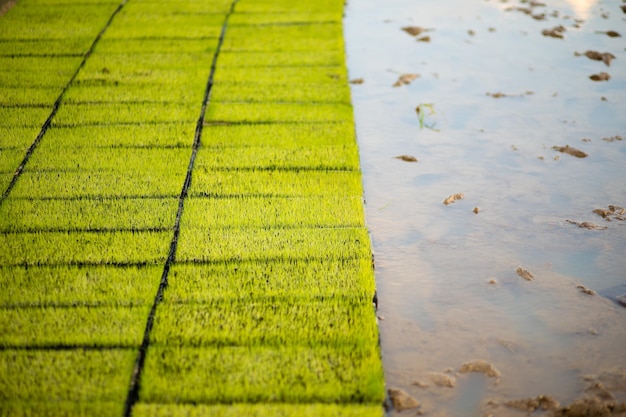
[459,360,501,378]
[593,205,625,221]
[516,267,535,281]
[542,25,566,38]
[349,78,364,84]
[602,135,623,142]
[552,145,588,158]
[401,26,430,37]
[576,50,616,66]
[393,73,419,87]
[566,220,608,230]
[505,395,560,412]
[388,388,420,411]
[590,72,611,81]
[576,284,597,295]
[443,193,464,205]
[553,397,626,417]
[429,372,456,388]
[615,294,626,308]
[394,155,417,162]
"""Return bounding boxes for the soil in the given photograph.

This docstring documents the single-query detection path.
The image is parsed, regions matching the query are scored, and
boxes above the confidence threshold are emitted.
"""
[0,0,16,16]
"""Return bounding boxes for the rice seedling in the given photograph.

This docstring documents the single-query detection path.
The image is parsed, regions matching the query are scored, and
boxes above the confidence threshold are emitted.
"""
[104,13,224,39]
[25,147,191,172]
[140,346,384,404]
[0,87,63,106]
[0,127,41,150]
[0,305,151,347]
[40,124,195,149]
[11,170,186,198]
[175,227,372,263]
[0,38,94,56]
[181,196,364,229]
[0,148,28,173]
[0,107,54,128]
[211,82,351,103]
[190,169,364,197]
[213,65,347,84]
[229,12,341,25]
[223,24,343,52]
[0,197,178,232]
[74,67,210,89]
[151,298,378,348]
[201,122,355,148]
[0,4,119,40]
[235,0,344,15]
[166,258,376,302]
[133,403,384,417]
[0,401,124,417]
[0,265,162,307]
[114,0,232,15]
[95,38,217,54]
[205,103,353,123]
[217,50,345,67]
[52,102,199,126]
[0,349,135,402]
[194,145,359,170]
[0,230,172,266]
[0,57,81,74]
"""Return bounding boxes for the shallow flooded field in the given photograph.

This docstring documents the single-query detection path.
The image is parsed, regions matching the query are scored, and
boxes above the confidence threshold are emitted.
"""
[345,0,626,415]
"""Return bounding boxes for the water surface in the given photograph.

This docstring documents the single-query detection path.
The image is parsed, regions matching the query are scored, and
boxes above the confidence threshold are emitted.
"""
[345,0,626,415]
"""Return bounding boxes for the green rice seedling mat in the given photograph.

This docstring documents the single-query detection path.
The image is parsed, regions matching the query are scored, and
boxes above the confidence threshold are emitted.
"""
[0,0,385,415]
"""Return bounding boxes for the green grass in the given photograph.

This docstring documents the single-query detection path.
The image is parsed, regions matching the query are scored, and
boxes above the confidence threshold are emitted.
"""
[181,196,364,229]
[11,169,186,198]
[201,122,355,147]
[0,265,162,307]
[0,230,172,266]
[190,169,364,197]
[151,298,377,348]
[167,259,376,302]
[0,305,150,347]
[176,227,372,263]
[0,349,135,402]
[39,124,195,148]
[134,403,383,417]
[0,197,178,232]
[140,346,384,404]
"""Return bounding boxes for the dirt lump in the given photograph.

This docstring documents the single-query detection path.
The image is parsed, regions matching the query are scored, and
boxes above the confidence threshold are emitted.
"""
[388,388,420,411]
[459,360,501,378]
[516,267,535,281]
[552,145,588,158]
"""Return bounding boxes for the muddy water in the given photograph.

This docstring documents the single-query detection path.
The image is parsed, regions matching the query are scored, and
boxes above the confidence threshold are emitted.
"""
[345,0,626,415]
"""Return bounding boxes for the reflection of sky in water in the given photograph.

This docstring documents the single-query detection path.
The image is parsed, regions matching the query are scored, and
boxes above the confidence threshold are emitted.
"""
[566,0,597,19]
[346,0,626,414]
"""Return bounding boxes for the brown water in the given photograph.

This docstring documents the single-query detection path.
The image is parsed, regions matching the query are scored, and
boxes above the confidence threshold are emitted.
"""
[345,0,626,415]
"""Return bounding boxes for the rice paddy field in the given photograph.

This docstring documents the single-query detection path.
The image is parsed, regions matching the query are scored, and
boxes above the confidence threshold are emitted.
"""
[0,0,385,415]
